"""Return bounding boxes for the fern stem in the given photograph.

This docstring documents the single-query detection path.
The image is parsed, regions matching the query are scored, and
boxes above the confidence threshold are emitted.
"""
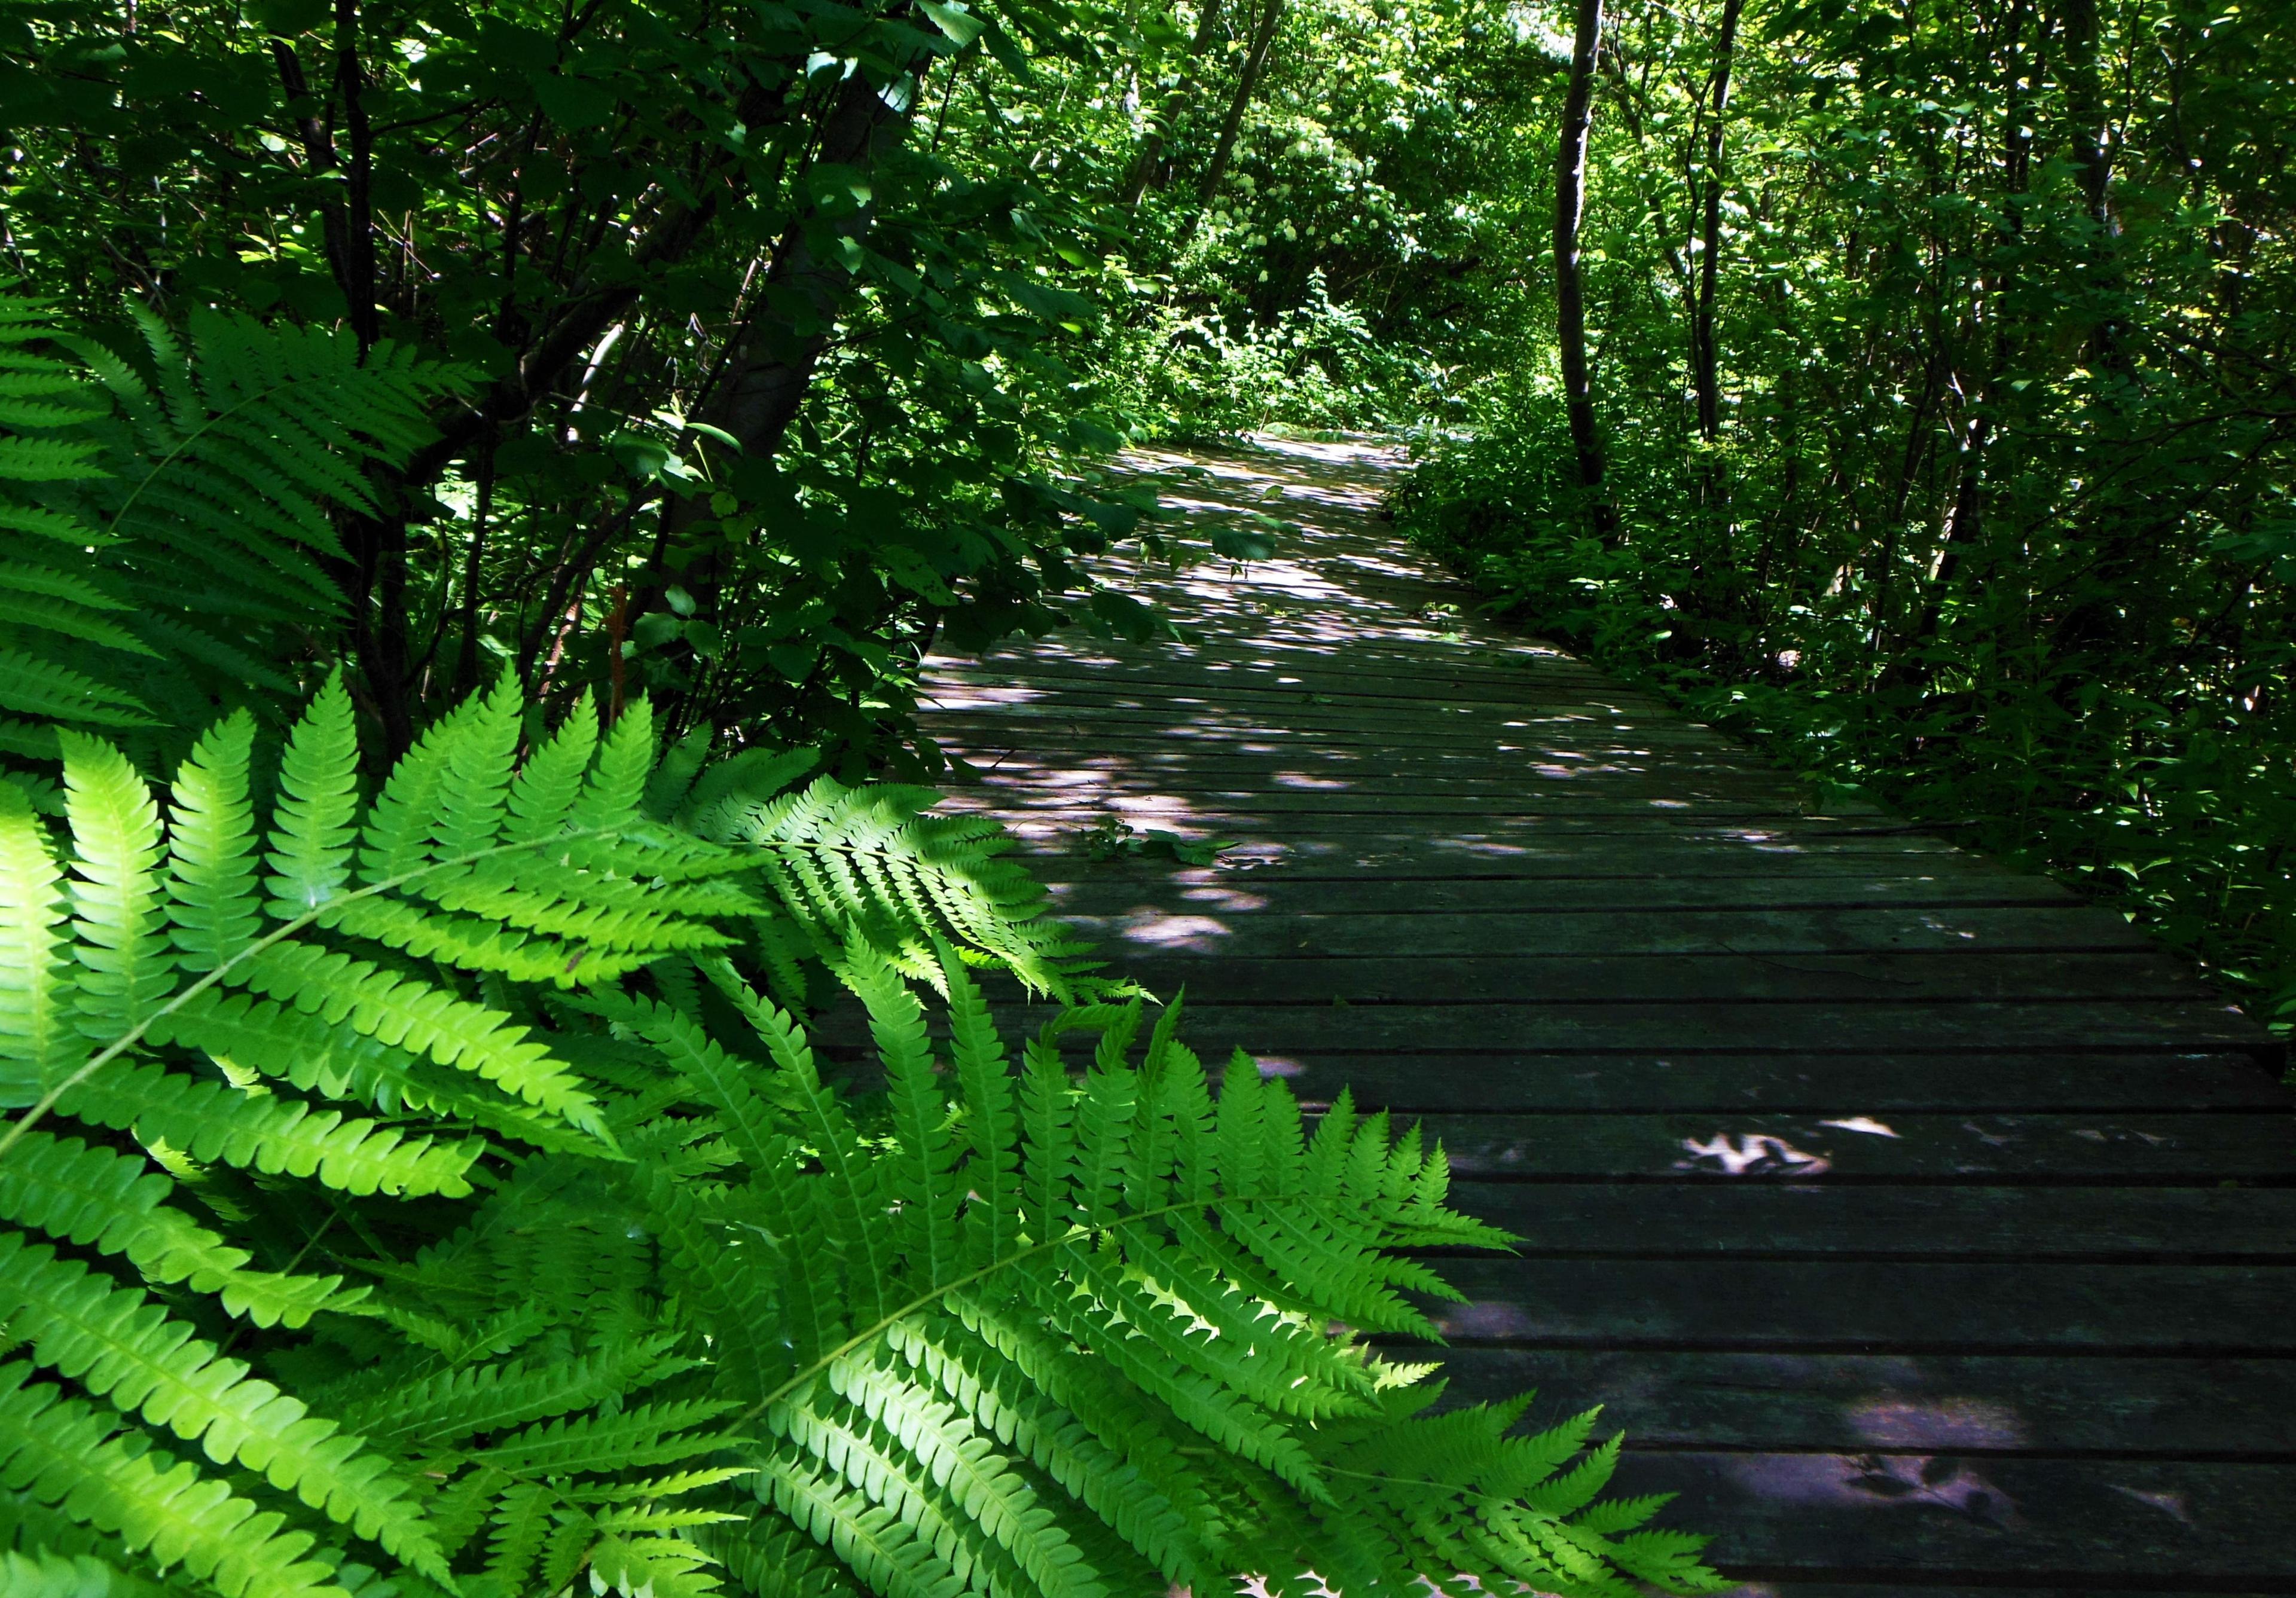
[96,370,325,537]
[741,1194,1369,1424]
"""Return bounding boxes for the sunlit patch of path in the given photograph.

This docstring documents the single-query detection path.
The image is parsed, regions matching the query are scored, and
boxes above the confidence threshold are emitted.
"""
[920,435,2296,1591]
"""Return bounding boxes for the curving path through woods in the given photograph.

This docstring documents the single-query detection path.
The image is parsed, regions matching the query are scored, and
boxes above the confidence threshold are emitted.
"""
[917,437,2296,1594]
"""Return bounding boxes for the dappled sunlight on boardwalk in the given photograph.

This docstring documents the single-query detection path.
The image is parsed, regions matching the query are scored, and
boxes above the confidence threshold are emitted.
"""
[917,435,2296,1589]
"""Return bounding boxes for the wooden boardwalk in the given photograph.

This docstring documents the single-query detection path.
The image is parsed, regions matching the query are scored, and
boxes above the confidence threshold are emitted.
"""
[917,438,2296,1594]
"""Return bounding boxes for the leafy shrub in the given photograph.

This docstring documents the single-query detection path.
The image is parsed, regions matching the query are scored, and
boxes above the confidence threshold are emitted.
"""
[1100,271,1431,441]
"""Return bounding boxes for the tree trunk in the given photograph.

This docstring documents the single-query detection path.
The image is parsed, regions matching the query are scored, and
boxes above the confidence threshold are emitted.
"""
[1176,0,1285,242]
[696,69,921,460]
[2054,0,2124,368]
[1686,0,1743,617]
[1121,0,1226,209]
[629,57,932,723]
[1689,0,1742,445]
[1553,0,1616,541]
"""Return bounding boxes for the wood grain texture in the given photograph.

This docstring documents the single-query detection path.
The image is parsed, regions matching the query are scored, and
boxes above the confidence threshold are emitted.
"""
[915,438,2296,1590]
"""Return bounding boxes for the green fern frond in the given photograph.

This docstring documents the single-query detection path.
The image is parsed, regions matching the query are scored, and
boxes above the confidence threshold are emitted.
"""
[0,1130,362,1327]
[881,1315,1211,1589]
[0,1547,173,1598]
[472,1399,741,1477]
[0,298,460,753]
[262,676,362,919]
[0,1364,348,1598]
[59,1056,483,1199]
[0,1236,451,1582]
[59,734,172,1040]
[337,1336,694,1449]
[226,942,609,1139]
[698,777,1100,1001]
[164,713,264,976]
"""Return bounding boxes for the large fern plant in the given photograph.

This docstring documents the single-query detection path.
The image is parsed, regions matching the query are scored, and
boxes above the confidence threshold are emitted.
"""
[0,682,1719,1598]
[1,297,1720,1596]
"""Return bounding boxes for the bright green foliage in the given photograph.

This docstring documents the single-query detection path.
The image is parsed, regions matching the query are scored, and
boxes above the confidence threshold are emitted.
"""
[691,776,1100,1005]
[0,680,1718,1597]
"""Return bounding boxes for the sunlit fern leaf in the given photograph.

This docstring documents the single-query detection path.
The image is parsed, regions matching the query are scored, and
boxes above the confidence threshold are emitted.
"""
[880,1315,1207,1589]
[700,1517,869,1598]
[262,676,361,919]
[695,777,1101,1000]
[59,734,171,1041]
[0,1129,364,1327]
[504,690,600,843]
[757,1453,971,1598]
[164,713,262,976]
[0,1364,347,1598]
[146,992,563,1159]
[223,942,610,1138]
[0,781,83,1107]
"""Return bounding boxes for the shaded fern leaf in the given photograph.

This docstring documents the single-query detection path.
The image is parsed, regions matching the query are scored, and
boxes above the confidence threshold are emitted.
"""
[665,963,1724,1598]
[0,298,462,763]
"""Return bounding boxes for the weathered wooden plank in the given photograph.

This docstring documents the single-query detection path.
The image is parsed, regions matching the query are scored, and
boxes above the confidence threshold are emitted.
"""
[1223,1050,2292,1113]
[941,784,1807,817]
[1421,1258,2293,1351]
[926,656,1675,711]
[1040,869,2079,910]
[1098,951,2203,1003]
[926,704,1741,751]
[1447,1181,2296,1258]
[1426,1348,2296,1455]
[926,691,1734,743]
[1406,1112,2296,1182]
[1611,1453,2296,1580]
[1148,1000,2266,1052]
[1057,905,2157,957]
[1007,836,1980,873]
[942,736,1750,778]
[982,811,1970,845]
[958,771,1829,808]
[950,744,1813,785]
[936,650,1637,701]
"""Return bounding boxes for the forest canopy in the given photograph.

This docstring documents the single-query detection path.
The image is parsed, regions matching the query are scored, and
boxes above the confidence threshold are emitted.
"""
[8,0,2289,1031]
